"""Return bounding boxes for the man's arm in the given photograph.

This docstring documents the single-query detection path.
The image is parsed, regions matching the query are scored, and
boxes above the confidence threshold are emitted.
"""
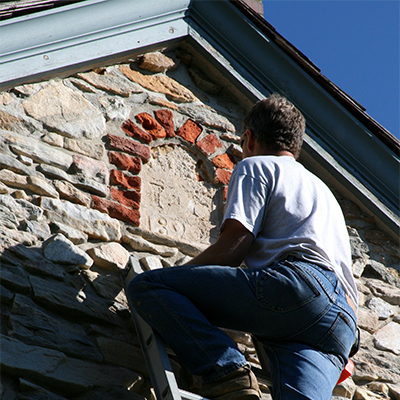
[184,219,254,267]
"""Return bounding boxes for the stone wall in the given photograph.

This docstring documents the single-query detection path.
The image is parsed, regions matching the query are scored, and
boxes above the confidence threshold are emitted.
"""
[0,48,399,400]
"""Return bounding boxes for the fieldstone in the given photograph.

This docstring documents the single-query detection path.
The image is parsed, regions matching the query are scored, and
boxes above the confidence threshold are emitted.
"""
[176,119,202,144]
[122,234,178,257]
[20,220,52,241]
[0,110,21,131]
[42,132,64,147]
[108,151,142,174]
[367,297,394,319]
[99,95,131,121]
[366,279,400,305]
[39,197,121,242]
[43,234,93,269]
[148,94,179,110]
[180,104,236,132]
[83,269,123,300]
[29,275,117,324]
[0,92,13,105]
[136,112,166,139]
[53,180,92,207]
[0,153,34,176]
[0,169,28,188]
[18,379,68,400]
[138,52,176,73]
[91,195,140,227]
[10,294,103,362]
[140,255,163,270]
[70,155,109,185]
[353,258,367,278]
[349,229,370,259]
[27,175,59,198]
[374,322,400,355]
[121,119,152,144]
[388,384,400,400]
[332,377,356,398]
[107,134,151,162]
[0,194,43,222]
[38,163,74,182]
[21,81,106,139]
[0,204,18,228]
[73,175,109,197]
[77,70,142,97]
[1,335,140,396]
[0,264,31,293]
[0,181,8,194]
[357,307,379,333]
[87,242,129,272]
[188,66,222,94]
[364,259,400,287]
[2,130,73,171]
[120,65,197,102]
[64,138,104,160]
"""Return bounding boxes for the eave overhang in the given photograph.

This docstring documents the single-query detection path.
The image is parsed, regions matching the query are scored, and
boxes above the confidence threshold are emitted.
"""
[0,0,399,238]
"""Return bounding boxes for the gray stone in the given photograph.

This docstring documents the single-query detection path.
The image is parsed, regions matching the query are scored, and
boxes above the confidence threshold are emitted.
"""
[0,153,34,176]
[64,137,104,160]
[140,255,163,271]
[366,279,400,305]
[38,164,74,182]
[20,220,52,241]
[357,307,379,333]
[50,221,88,244]
[0,180,9,194]
[1,284,14,304]
[0,204,18,228]
[349,229,370,259]
[10,294,103,362]
[122,234,178,257]
[367,297,394,320]
[179,104,235,132]
[2,130,73,171]
[39,198,121,242]
[364,259,400,287]
[21,81,106,140]
[87,242,129,272]
[43,234,93,269]
[1,335,140,396]
[96,336,147,375]
[73,175,109,197]
[29,275,117,325]
[374,322,400,355]
[0,264,31,293]
[0,169,28,189]
[53,180,91,207]
[70,154,109,185]
[42,131,64,147]
[83,270,123,300]
[27,175,59,198]
[19,379,69,400]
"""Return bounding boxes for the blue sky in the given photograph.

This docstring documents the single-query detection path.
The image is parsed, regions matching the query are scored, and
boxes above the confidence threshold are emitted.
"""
[261,0,400,140]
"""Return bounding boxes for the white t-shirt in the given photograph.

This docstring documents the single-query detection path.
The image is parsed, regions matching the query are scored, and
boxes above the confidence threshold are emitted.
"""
[222,155,358,307]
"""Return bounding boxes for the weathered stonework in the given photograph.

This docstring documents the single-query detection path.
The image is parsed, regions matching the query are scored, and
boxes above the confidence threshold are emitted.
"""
[0,49,399,400]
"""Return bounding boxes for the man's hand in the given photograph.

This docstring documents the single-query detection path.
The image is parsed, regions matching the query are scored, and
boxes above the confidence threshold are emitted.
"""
[184,219,254,267]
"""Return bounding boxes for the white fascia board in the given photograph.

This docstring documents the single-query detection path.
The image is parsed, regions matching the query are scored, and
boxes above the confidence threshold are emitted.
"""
[0,0,191,88]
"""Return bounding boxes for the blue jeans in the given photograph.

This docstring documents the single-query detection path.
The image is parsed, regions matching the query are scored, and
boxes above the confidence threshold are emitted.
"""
[127,259,357,400]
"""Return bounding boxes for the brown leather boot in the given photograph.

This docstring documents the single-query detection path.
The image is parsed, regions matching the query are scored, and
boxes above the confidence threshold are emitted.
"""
[200,365,261,400]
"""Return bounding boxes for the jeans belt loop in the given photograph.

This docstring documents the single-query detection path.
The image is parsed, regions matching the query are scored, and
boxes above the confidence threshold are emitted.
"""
[345,293,357,316]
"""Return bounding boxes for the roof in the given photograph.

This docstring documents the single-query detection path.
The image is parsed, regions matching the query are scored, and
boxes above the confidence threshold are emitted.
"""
[0,0,398,238]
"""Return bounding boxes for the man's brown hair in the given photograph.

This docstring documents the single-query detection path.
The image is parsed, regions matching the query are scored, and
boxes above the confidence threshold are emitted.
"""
[243,94,305,159]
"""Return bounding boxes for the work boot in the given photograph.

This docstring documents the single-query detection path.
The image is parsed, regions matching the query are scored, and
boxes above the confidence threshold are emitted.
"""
[200,365,261,400]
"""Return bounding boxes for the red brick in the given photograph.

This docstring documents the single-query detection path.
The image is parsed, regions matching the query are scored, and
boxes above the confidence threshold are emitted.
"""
[196,134,223,156]
[107,134,150,162]
[121,119,152,144]
[154,109,175,137]
[108,151,141,173]
[212,153,235,170]
[110,170,141,191]
[214,168,232,185]
[177,119,202,144]
[110,187,140,209]
[223,186,229,201]
[136,112,166,139]
[92,196,140,226]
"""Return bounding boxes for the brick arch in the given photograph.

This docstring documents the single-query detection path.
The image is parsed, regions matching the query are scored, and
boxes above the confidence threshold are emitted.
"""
[91,109,236,230]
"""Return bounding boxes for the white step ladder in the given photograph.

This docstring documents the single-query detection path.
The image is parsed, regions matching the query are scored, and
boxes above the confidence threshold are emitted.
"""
[122,256,272,400]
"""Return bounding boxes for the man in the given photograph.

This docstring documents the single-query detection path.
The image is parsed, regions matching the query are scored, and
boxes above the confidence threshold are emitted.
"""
[128,94,358,400]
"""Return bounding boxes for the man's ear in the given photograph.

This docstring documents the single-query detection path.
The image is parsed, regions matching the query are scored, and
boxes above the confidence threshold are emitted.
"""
[245,129,256,154]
